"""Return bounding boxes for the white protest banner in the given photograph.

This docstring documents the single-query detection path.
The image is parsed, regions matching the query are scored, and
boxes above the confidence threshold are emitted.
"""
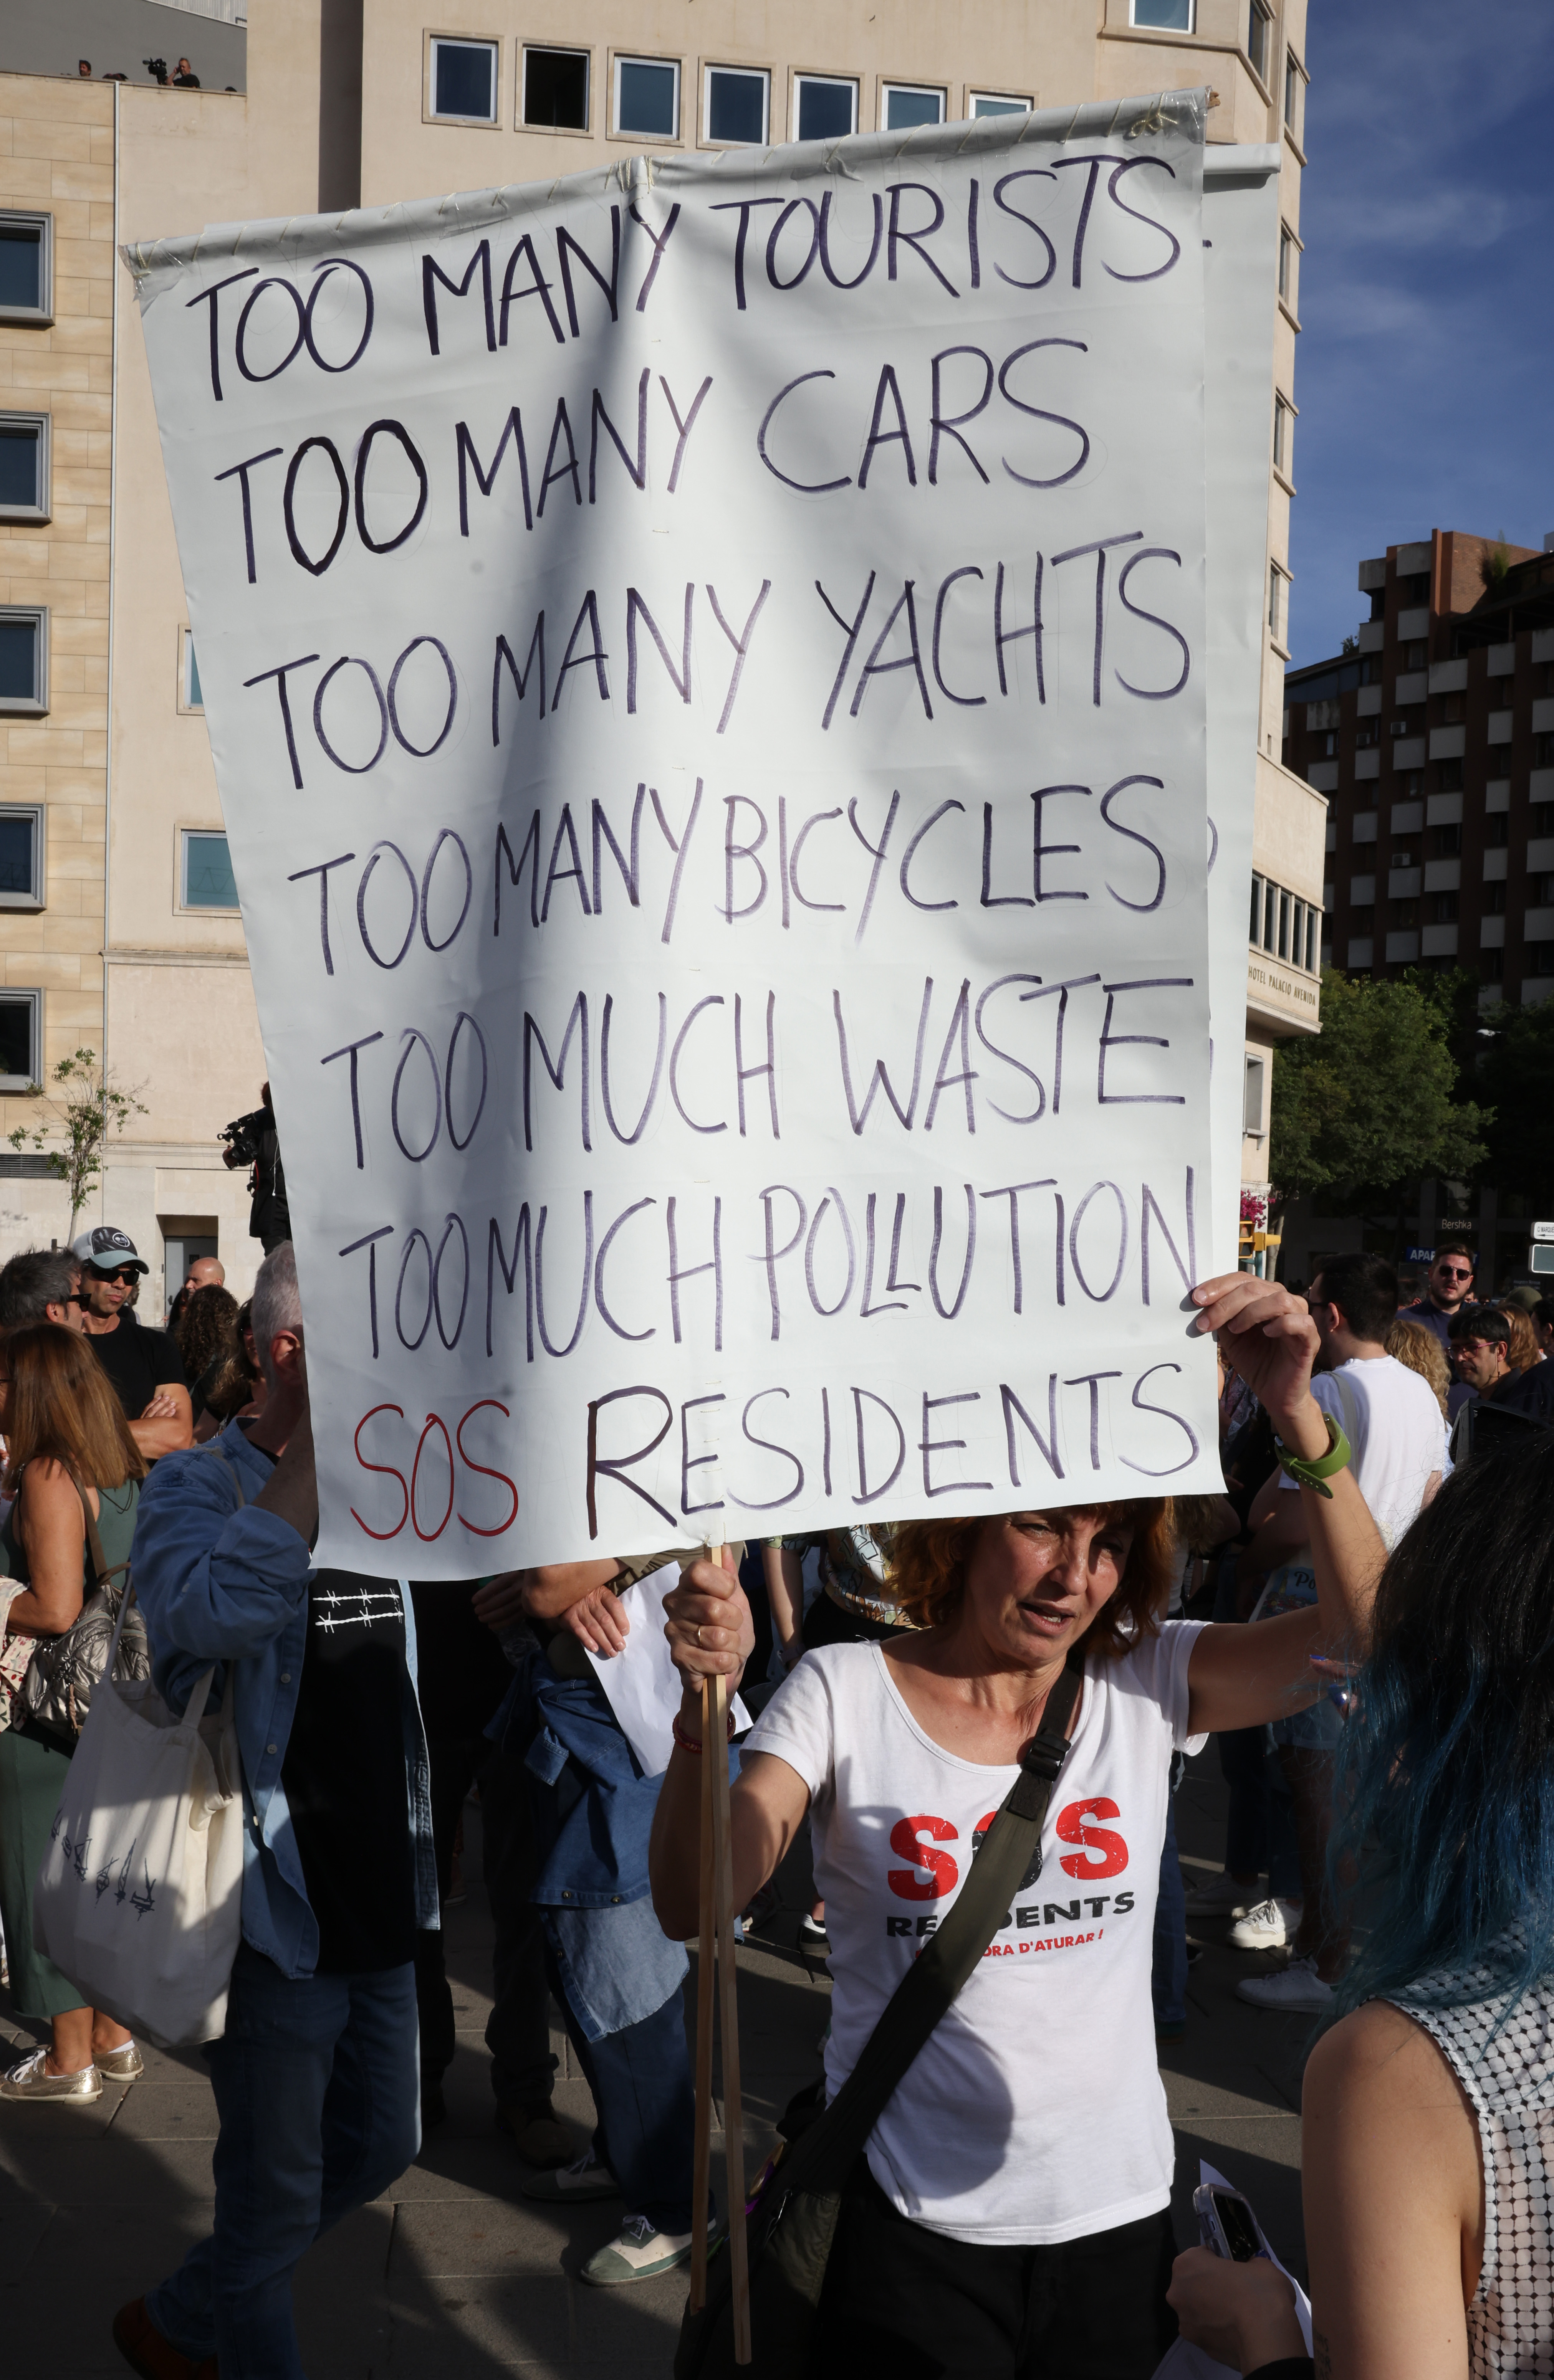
[1201,147,1284,1272]
[127,92,1225,1574]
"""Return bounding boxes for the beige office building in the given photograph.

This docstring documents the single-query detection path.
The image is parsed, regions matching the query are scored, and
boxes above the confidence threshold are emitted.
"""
[0,0,1317,1309]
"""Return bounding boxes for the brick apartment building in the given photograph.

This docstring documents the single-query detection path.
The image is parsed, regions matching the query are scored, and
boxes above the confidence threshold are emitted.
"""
[1284,529,1554,1008]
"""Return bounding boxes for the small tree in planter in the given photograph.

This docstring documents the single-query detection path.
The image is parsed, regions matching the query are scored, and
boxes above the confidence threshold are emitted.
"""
[7,1048,148,1242]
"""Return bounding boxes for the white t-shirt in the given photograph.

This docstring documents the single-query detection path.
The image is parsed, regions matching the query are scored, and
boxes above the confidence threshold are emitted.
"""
[1279,1355,1446,1549]
[744,1627,1205,2245]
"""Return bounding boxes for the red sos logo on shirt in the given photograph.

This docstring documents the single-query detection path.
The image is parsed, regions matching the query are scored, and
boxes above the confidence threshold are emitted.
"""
[887,1800,1129,1899]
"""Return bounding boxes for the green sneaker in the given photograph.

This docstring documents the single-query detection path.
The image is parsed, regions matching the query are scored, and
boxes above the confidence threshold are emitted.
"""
[522,2148,620,2204]
[580,2215,696,2287]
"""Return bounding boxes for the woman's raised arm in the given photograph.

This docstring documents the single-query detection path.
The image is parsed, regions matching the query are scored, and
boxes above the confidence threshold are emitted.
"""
[1183,1273,1387,1738]
[647,1552,812,1940]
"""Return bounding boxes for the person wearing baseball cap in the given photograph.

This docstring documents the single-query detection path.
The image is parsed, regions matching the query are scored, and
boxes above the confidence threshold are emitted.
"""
[71,1228,193,1459]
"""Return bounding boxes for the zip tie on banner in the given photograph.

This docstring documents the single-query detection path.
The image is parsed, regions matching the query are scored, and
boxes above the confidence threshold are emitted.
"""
[1125,92,1178,139]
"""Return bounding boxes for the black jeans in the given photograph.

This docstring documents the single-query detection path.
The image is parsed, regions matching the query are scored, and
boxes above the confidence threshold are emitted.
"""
[810,2161,1177,2380]
[412,1730,555,2106]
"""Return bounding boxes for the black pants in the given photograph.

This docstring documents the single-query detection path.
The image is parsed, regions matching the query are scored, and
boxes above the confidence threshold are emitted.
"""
[412,1730,555,2106]
[810,2161,1177,2380]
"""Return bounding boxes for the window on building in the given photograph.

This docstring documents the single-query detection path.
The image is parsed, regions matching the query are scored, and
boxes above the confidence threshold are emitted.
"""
[0,989,41,1105]
[1483,949,1504,982]
[1131,0,1194,25]
[1485,882,1508,912]
[1536,873,1554,907]
[428,36,498,123]
[1408,572,1430,604]
[1432,892,1460,924]
[523,46,588,130]
[1487,815,1510,848]
[0,990,39,1088]
[1357,724,1380,749]
[1390,899,1420,928]
[881,83,945,131]
[0,806,43,909]
[1432,824,1463,857]
[969,91,1031,118]
[794,74,857,140]
[0,413,48,521]
[1319,730,1337,757]
[0,608,46,713]
[1273,393,1293,476]
[1436,759,1464,793]
[704,65,768,145]
[1405,639,1428,669]
[1536,803,1554,837]
[1267,562,1287,644]
[180,830,240,911]
[1284,52,1302,136]
[1243,1053,1266,1135]
[1248,1,1271,83]
[1278,226,1294,303]
[1535,732,1554,768]
[1527,943,1554,979]
[614,54,680,137]
[0,213,51,325]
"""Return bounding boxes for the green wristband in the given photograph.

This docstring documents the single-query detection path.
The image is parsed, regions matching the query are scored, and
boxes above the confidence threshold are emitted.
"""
[1274,1415,1351,1499]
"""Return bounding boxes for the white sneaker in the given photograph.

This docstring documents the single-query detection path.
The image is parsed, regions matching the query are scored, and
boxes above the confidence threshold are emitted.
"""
[581,2214,696,2287]
[1227,1896,1303,1951]
[1182,1871,1258,1918]
[1237,1956,1335,2012]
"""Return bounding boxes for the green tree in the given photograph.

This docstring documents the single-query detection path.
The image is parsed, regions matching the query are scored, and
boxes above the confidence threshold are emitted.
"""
[1269,969,1488,1205]
[6,1048,147,1239]
[1475,1000,1554,1207]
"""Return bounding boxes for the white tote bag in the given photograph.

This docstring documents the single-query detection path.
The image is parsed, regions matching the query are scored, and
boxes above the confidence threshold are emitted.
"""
[34,1588,245,2047]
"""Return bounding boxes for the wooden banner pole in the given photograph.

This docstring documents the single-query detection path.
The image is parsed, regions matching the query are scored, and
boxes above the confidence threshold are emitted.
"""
[689,1657,717,2313]
[709,1656,752,2363]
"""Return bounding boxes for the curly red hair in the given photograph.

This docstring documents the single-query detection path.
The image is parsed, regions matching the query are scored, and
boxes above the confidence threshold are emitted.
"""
[888,1500,1176,1658]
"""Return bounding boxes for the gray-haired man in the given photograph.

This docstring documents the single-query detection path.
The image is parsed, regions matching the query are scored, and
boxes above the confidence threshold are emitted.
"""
[113,1241,438,2380]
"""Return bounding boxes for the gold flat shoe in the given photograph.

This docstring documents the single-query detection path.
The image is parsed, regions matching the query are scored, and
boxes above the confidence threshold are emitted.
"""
[0,2048,102,2101]
[96,2040,144,2081]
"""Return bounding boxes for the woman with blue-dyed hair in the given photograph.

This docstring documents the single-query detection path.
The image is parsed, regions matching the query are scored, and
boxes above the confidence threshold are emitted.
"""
[1171,1423,1554,2380]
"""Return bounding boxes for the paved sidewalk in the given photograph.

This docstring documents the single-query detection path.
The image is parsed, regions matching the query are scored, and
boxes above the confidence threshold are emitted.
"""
[0,1747,1314,2375]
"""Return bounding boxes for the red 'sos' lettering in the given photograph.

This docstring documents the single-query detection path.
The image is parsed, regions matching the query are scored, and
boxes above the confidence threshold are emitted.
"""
[1055,1795,1128,1879]
[455,1398,519,1536]
[887,1813,959,1900]
[352,1403,408,1539]
[410,1412,456,1540]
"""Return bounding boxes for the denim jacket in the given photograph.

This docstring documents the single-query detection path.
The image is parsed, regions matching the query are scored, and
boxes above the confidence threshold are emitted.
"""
[131,1420,439,1979]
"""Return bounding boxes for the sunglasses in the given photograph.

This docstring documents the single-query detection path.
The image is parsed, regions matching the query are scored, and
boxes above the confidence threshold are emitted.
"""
[1435,1265,1474,1281]
[90,1268,139,1287]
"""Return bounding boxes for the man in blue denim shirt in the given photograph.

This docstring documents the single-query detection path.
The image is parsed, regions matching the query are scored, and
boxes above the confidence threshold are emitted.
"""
[111,1245,438,2380]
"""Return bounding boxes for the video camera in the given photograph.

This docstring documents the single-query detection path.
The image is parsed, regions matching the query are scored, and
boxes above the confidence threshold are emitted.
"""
[143,57,170,84]
[219,1106,268,1172]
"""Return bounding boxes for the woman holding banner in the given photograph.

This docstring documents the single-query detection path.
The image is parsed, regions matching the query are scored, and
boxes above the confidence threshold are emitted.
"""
[650,1273,1383,2376]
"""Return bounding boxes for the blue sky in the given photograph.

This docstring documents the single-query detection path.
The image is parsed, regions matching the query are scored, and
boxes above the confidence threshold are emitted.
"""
[1288,0,1554,664]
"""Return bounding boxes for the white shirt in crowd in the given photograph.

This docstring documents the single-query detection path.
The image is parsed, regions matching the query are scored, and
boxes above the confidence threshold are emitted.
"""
[744,1626,1205,2246]
[1279,1354,1446,1549]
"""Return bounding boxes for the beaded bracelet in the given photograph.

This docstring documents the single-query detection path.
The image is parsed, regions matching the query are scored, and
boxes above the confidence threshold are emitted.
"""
[1274,1414,1352,1499]
[672,1709,736,1755]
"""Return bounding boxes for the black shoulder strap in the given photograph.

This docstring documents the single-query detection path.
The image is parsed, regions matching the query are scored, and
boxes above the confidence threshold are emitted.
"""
[781,1642,1087,2198]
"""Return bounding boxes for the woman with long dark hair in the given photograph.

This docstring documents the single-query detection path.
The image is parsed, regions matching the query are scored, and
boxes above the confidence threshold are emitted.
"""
[650,1276,1384,2375]
[1170,1425,1554,2377]
[0,1323,146,2100]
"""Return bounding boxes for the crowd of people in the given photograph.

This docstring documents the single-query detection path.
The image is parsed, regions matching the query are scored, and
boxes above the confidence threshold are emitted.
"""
[0,1225,1549,2379]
